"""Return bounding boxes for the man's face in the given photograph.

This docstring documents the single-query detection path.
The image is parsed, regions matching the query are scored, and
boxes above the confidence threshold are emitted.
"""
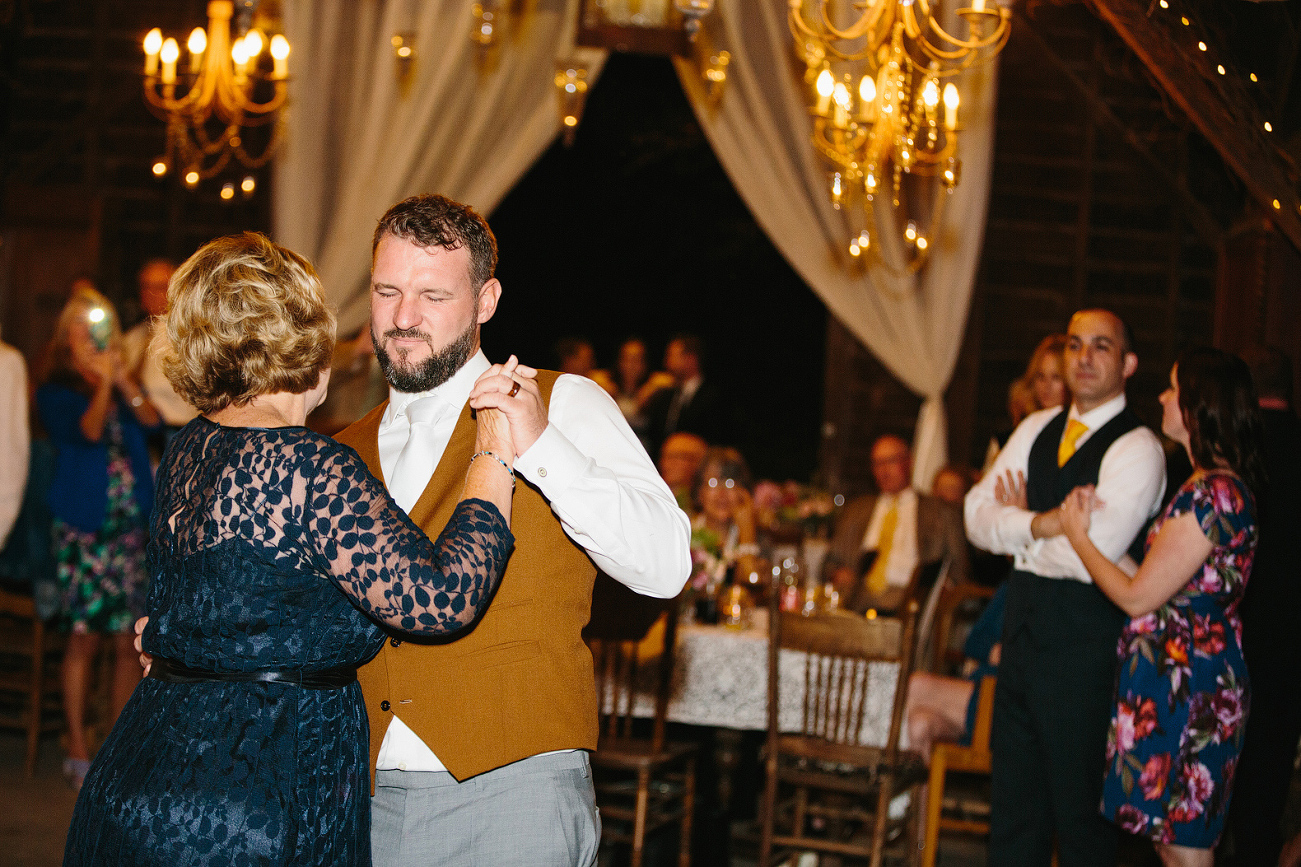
[870,436,911,495]
[665,340,693,381]
[138,262,173,317]
[370,234,500,393]
[659,434,706,489]
[1065,310,1136,413]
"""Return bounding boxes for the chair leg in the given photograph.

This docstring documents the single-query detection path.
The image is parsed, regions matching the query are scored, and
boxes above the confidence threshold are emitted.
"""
[922,756,947,867]
[678,757,696,867]
[631,767,651,867]
[870,772,894,867]
[759,756,777,867]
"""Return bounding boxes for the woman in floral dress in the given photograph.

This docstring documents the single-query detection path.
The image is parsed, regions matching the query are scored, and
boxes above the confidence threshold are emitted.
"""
[1061,346,1265,866]
[36,283,161,791]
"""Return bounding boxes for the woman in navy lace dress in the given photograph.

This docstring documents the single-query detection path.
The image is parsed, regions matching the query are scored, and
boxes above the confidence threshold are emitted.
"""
[64,233,526,866]
[1062,347,1265,866]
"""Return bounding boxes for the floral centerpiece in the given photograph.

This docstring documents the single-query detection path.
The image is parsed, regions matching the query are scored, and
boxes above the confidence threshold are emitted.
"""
[753,480,840,542]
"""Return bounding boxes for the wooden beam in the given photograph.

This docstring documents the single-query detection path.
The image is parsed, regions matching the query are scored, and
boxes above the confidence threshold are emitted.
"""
[1014,10,1224,248]
[1084,0,1301,253]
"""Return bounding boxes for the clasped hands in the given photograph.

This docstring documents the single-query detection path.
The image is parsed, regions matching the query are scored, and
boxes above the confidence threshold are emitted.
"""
[993,468,1104,542]
[468,355,546,459]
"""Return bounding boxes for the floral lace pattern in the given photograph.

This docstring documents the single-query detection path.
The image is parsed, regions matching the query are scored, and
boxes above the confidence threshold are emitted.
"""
[1101,471,1256,846]
[64,418,513,866]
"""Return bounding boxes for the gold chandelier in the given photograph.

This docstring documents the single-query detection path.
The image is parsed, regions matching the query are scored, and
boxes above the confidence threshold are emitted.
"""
[789,0,1009,270]
[142,0,290,194]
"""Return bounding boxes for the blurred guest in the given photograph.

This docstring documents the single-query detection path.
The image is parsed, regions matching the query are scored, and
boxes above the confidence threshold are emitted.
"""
[966,309,1165,867]
[826,435,968,615]
[1224,346,1300,867]
[122,258,197,445]
[555,336,597,377]
[36,283,159,791]
[689,446,761,591]
[931,464,973,508]
[606,337,673,448]
[644,333,729,456]
[660,431,708,512]
[1061,346,1263,864]
[0,338,29,551]
[984,334,1069,473]
[906,581,1007,759]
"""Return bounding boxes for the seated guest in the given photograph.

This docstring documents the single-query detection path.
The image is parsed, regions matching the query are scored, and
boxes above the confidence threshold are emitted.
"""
[63,233,519,866]
[660,430,708,512]
[931,464,973,508]
[906,582,1007,759]
[825,434,969,614]
[689,446,761,591]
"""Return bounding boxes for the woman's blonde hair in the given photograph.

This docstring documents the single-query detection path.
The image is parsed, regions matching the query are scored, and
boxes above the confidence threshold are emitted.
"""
[44,280,121,384]
[161,232,336,413]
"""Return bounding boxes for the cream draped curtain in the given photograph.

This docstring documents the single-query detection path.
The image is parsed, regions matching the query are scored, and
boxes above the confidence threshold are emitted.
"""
[673,2,999,489]
[274,0,602,334]
[272,0,996,485]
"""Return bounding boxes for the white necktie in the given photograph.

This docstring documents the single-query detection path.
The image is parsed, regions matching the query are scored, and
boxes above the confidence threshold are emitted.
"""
[388,398,443,511]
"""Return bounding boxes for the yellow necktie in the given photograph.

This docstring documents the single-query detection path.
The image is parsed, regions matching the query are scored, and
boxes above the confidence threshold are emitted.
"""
[865,500,898,597]
[1058,418,1089,467]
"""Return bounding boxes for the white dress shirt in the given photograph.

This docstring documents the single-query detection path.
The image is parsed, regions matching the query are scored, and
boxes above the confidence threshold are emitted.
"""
[860,488,920,589]
[123,321,198,427]
[375,350,692,772]
[0,342,29,549]
[965,394,1166,583]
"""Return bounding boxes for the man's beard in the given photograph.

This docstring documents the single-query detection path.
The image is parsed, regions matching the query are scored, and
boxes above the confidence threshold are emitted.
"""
[372,320,477,393]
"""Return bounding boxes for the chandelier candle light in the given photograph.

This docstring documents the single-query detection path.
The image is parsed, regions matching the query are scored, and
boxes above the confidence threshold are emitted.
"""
[142,0,290,192]
[789,0,1009,270]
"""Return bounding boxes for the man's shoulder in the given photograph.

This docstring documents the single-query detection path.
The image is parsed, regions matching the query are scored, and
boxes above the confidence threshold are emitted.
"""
[334,401,388,448]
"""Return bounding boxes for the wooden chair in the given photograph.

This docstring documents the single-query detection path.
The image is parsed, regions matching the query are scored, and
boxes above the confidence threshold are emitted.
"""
[921,675,996,867]
[0,588,64,776]
[929,582,996,676]
[586,579,697,867]
[758,599,926,867]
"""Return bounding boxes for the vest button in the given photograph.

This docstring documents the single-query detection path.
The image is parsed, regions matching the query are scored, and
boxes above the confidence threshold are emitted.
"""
[390,638,402,647]
[380,700,391,712]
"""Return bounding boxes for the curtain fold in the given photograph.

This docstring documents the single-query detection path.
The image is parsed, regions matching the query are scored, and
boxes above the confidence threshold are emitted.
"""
[274,0,601,333]
[674,1,999,489]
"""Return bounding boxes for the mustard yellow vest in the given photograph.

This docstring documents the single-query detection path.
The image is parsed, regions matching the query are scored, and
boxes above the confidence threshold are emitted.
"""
[335,371,598,781]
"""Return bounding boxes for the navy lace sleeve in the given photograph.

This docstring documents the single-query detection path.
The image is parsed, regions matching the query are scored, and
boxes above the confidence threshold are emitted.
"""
[305,441,514,635]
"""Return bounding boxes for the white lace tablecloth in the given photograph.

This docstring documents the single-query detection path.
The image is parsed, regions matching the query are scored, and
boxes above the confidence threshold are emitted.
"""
[621,614,899,747]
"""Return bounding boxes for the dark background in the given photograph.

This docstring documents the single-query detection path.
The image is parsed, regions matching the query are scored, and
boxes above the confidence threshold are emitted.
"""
[484,53,828,482]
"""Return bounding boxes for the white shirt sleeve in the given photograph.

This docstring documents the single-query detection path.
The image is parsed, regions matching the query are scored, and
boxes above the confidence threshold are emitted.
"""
[512,374,692,598]
[965,406,1166,582]
[965,408,1056,556]
[0,345,30,549]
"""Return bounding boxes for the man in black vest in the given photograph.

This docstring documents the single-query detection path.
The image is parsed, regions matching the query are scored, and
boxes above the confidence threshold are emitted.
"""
[964,309,1166,866]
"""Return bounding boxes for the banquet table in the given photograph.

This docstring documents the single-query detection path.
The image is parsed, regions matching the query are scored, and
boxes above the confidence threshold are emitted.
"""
[616,612,901,747]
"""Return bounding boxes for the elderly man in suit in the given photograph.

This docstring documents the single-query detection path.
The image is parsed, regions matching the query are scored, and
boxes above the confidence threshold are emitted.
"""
[825,434,969,614]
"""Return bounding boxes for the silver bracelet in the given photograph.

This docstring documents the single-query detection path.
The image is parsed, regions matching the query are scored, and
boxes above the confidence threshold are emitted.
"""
[470,450,515,492]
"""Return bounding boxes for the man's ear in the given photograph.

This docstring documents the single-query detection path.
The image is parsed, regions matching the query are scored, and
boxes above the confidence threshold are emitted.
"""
[1122,351,1138,380]
[476,278,502,325]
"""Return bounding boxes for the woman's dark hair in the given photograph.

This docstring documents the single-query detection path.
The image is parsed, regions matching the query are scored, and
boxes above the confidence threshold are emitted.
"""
[692,446,753,511]
[1175,346,1267,495]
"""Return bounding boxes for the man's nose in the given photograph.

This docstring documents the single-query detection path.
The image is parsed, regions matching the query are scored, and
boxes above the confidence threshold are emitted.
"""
[393,295,422,330]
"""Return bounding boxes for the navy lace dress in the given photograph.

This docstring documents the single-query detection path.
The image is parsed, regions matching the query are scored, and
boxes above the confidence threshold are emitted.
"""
[63,418,513,866]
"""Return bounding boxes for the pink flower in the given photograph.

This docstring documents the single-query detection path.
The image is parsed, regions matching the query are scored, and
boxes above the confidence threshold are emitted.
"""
[1212,687,1245,741]
[1134,698,1159,741]
[1193,615,1226,656]
[1182,760,1214,803]
[1138,753,1171,801]
[1114,804,1150,834]
[1113,701,1137,754]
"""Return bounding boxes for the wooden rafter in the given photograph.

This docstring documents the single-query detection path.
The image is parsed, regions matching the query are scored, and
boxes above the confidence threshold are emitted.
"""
[1085,0,1301,252]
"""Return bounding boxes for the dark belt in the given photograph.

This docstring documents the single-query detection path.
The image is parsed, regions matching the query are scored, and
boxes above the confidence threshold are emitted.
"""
[149,657,358,689]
